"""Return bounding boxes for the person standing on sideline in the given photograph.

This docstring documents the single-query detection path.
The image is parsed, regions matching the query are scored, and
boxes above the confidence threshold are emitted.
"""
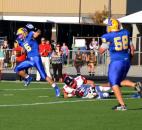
[87,49,97,76]
[99,18,135,111]
[15,27,60,97]
[74,48,83,76]
[61,43,69,65]
[51,43,63,82]
[0,44,5,80]
[36,38,52,81]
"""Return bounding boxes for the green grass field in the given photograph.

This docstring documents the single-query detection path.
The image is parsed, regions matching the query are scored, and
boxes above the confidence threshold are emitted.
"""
[0,81,142,130]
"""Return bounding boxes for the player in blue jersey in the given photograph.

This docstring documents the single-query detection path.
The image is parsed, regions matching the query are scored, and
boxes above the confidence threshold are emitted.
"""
[14,27,60,97]
[99,18,135,110]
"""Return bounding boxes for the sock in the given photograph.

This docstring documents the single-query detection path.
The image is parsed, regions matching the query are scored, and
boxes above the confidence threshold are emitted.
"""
[52,83,58,88]
[25,75,29,79]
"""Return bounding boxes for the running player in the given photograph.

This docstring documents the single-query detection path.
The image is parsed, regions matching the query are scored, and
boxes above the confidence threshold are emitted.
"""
[99,18,141,110]
[14,27,60,97]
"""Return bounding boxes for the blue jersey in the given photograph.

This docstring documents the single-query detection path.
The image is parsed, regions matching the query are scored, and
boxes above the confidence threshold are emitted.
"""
[17,31,39,58]
[101,29,131,87]
[75,84,95,98]
[15,31,48,79]
[101,29,131,62]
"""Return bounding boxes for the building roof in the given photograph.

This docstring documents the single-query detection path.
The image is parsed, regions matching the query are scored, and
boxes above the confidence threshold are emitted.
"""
[2,16,83,23]
[118,11,142,23]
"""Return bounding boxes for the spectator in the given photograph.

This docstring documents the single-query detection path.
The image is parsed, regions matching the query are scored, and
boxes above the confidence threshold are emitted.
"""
[3,39,10,68]
[61,42,69,65]
[10,50,16,69]
[36,38,52,81]
[89,38,99,56]
[87,49,97,76]
[51,43,63,82]
[0,44,4,80]
[74,48,83,75]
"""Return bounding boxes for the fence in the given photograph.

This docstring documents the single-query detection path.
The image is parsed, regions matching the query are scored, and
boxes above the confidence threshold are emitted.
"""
[0,36,142,79]
[71,36,142,77]
[0,48,141,78]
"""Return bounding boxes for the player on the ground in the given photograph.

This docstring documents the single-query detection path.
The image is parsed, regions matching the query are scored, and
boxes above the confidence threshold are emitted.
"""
[99,18,142,110]
[62,74,111,99]
[62,74,142,99]
[14,27,60,97]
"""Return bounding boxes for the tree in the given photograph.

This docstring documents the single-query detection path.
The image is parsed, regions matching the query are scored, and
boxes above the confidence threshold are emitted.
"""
[91,6,109,24]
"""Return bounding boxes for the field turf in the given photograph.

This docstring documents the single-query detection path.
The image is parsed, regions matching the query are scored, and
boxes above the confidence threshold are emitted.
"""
[0,81,142,130]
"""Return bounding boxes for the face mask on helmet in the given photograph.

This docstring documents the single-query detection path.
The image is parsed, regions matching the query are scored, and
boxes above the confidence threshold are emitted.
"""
[16,28,28,39]
[64,76,74,86]
[107,18,120,33]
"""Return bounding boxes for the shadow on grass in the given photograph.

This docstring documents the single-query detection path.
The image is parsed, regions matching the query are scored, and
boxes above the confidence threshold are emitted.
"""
[128,107,142,111]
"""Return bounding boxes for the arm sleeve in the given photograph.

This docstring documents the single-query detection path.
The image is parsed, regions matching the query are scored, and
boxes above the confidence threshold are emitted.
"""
[26,31,34,40]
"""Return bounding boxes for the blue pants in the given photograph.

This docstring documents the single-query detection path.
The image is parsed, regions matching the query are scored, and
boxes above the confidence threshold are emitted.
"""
[108,60,130,87]
[14,56,47,79]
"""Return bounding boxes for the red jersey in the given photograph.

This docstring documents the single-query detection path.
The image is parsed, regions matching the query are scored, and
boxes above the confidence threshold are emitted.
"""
[13,46,26,62]
[39,43,52,57]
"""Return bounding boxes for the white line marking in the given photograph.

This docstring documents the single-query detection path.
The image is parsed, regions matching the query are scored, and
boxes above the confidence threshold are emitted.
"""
[38,96,49,98]
[1,80,64,84]
[3,94,14,96]
[0,88,52,91]
[0,98,136,108]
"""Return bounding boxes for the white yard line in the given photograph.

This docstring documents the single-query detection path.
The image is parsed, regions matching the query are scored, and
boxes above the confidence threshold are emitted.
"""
[38,95,49,98]
[1,80,64,84]
[0,98,135,108]
[3,94,14,96]
[0,88,52,91]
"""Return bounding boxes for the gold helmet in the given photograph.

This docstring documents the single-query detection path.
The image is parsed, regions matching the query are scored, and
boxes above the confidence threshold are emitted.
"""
[16,27,28,38]
[107,18,120,33]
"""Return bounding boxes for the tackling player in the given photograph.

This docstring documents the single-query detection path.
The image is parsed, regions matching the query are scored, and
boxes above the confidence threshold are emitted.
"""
[14,27,60,97]
[62,74,111,99]
[99,18,140,110]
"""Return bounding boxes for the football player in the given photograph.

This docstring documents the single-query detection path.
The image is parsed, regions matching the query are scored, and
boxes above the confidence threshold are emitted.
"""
[14,27,60,97]
[63,74,142,100]
[99,18,142,110]
[62,74,111,99]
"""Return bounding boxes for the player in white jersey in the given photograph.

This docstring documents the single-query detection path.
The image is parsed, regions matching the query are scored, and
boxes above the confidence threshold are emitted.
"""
[62,74,111,99]
[62,74,142,99]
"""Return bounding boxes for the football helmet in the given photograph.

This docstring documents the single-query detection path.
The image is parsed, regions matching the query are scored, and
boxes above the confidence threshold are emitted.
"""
[107,18,120,33]
[16,27,28,38]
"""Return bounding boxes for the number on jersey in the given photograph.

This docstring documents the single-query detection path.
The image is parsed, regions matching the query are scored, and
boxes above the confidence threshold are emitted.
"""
[24,43,31,52]
[114,35,128,51]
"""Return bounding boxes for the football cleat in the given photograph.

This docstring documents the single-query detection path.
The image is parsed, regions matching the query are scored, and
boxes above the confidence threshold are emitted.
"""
[54,86,60,97]
[112,104,127,111]
[131,93,141,98]
[24,76,33,87]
